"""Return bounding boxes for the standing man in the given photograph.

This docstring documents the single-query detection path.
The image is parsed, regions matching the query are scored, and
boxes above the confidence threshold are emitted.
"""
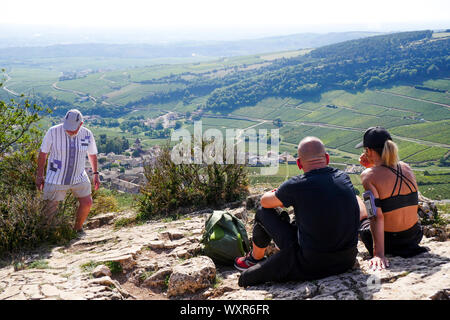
[36,109,100,233]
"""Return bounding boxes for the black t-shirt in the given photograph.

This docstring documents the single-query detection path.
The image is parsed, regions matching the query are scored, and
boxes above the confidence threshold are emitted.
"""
[275,166,359,253]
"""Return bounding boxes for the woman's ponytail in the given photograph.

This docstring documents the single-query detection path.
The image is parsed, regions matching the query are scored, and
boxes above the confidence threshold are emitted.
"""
[381,139,399,167]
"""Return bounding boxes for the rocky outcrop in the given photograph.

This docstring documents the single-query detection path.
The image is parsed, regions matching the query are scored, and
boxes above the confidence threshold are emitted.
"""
[167,256,216,297]
[0,196,448,300]
[418,192,439,220]
[92,265,112,278]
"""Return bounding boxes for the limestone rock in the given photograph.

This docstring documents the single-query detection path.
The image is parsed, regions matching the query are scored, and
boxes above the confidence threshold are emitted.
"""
[309,294,337,300]
[418,192,438,221]
[88,276,117,287]
[92,265,112,278]
[229,207,248,223]
[41,284,61,297]
[167,256,216,297]
[246,195,261,210]
[260,282,317,300]
[85,212,116,229]
[160,229,184,241]
[0,286,21,300]
[142,268,173,288]
[147,240,165,250]
[100,254,136,272]
[430,289,449,300]
[423,225,449,242]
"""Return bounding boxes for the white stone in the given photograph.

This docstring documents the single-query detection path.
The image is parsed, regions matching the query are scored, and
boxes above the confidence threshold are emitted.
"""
[167,256,216,297]
[41,284,61,297]
[92,265,112,278]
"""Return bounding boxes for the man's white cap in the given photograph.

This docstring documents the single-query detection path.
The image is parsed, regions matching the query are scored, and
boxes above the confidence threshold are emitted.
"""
[63,109,83,131]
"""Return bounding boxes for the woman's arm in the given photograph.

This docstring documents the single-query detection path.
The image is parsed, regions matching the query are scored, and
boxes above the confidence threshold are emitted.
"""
[361,170,390,270]
[369,206,389,269]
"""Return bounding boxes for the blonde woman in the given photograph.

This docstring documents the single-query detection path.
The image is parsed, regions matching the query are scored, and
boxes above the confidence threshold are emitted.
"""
[356,127,427,271]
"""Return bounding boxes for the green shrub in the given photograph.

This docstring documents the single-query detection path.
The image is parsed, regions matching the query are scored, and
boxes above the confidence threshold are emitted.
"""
[104,261,123,274]
[80,260,123,275]
[27,259,49,269]
[113,216,136,229]
[90,188,119,216]
[138,142,249,220]
[0,189,76,255]
[0,86,75,256]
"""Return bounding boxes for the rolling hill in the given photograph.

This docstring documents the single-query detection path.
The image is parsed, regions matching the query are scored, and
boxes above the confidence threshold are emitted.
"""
[1,30,449,198]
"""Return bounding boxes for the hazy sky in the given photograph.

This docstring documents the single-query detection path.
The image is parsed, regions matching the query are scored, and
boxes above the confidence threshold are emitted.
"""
[2,0,449,31]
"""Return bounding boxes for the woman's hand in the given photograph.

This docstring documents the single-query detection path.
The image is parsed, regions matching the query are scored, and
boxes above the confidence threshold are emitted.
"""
[359,153,373,168]
[369,255,389,271]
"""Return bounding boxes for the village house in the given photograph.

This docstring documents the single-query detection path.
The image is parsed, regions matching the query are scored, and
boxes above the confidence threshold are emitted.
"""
[109,178,140,194]
[345,164,365,174]
[279,152,297,164]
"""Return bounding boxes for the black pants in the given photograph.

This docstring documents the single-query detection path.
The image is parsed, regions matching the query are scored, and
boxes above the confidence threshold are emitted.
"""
[359,218,428,258]
[238,207,357,287]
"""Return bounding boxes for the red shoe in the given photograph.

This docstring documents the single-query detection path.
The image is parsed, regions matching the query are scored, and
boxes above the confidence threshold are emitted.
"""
[234,251,266,272]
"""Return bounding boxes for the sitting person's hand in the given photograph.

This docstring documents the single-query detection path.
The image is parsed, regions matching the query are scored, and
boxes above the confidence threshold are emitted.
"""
[369,255,389,271]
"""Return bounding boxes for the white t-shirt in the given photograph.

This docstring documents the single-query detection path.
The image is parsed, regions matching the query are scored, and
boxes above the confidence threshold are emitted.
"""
[40,124,98,185]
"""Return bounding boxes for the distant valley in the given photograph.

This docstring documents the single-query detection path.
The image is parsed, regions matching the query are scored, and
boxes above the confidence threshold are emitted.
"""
[1,30,449,199]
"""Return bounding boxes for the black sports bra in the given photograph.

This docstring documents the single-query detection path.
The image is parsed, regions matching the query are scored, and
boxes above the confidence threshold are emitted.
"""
[374,164,418,213]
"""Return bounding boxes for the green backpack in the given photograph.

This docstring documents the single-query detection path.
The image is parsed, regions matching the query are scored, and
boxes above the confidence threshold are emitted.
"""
[202,210,250,265]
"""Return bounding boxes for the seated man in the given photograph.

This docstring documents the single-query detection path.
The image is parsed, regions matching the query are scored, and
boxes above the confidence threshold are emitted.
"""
[235,137,362,287]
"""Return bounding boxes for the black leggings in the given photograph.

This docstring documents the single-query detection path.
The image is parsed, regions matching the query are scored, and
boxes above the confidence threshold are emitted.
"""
[239,207,357,287]
[252,207,296,249]
[359,218,427,258]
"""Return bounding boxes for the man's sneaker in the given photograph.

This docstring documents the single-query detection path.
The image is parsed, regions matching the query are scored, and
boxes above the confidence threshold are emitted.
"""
[234,251,266,272]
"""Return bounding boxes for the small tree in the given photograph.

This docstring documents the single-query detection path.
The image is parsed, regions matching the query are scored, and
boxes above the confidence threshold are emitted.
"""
[0,72,75,255]
[273,118,283,128]
[138,142,249,220]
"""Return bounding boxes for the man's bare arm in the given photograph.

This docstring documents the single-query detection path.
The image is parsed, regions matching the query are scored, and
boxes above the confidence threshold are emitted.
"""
[88,154,100,190]
[36,152,47,190]
[88,154,98,173]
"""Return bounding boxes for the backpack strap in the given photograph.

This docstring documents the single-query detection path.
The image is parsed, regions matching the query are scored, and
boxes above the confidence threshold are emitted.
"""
[230,214,250,254]
[202,211,227,243]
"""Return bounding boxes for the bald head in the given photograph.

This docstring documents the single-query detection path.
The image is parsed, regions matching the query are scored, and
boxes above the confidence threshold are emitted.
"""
[298,137,326,159]
[297,137,328,171]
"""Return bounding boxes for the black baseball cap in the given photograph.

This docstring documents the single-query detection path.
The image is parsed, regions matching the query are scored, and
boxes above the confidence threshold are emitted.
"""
[355,126,392,149]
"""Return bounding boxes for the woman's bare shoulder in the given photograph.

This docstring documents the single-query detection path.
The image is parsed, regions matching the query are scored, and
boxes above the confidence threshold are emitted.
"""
[361,167,376,184]
[398,161,412,170]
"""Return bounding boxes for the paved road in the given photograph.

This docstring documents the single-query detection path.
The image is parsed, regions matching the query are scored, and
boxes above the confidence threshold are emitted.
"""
[1,72,19,96]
